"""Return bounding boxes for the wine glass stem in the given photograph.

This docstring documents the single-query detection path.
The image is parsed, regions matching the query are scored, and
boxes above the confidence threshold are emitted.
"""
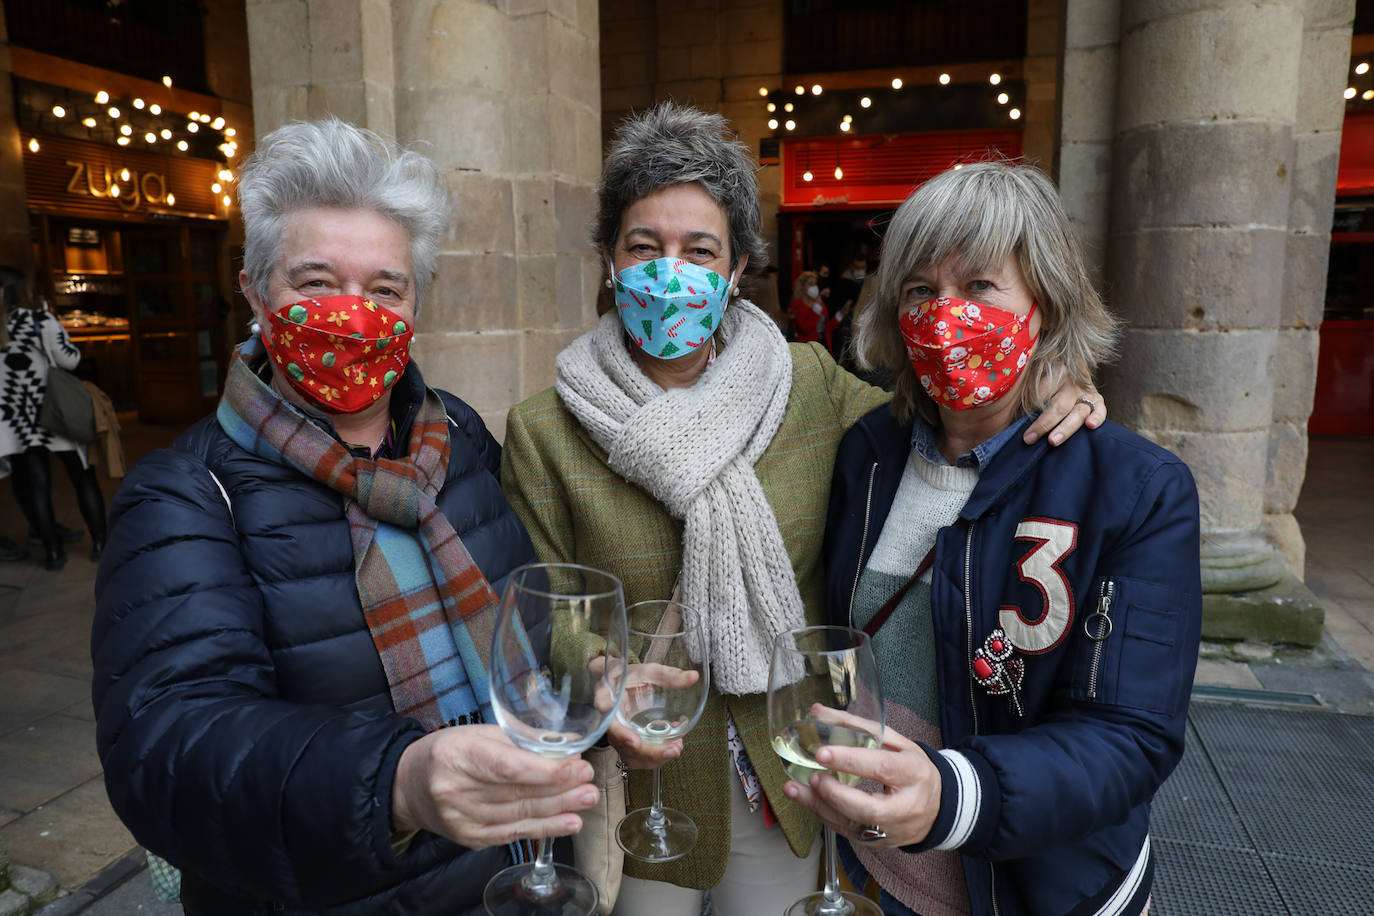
[647,765,667,831]
[819,826,852,914]
[522,836,558,897]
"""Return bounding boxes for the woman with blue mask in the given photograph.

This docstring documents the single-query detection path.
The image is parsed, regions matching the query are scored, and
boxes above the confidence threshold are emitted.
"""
[500,103,1107,916]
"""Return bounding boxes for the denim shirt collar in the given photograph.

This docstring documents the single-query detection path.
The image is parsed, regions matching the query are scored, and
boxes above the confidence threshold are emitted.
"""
[911,411,1037,468]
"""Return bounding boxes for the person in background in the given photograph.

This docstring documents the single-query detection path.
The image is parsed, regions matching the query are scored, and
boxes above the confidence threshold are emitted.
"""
[500,103,1108,916]
[815,263,834,306]
[91,118,597,916]
[788,269,841,348]
[0,265,107,568]
[791,160,1200,916]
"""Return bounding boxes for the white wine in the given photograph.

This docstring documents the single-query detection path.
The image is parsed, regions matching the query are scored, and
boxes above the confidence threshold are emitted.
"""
[771,719,879,788]
[623,706,691,743]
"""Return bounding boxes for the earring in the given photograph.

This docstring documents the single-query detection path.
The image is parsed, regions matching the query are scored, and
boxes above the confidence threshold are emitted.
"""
[249,321,261,335]
[731,286,741,297]
[604,278,613,289]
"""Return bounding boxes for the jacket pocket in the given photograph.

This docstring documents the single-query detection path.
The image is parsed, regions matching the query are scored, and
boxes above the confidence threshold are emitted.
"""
[1072,577,1186,715]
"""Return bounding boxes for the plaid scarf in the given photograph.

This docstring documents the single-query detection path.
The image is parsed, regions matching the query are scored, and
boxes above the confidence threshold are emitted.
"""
[216,345,499,732]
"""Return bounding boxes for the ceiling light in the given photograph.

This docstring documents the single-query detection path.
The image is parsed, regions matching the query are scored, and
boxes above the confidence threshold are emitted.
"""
[833,165,843,179]
[803,170,813,182]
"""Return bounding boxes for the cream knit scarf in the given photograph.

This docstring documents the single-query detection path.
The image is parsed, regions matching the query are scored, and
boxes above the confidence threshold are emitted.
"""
[555,299,803,695]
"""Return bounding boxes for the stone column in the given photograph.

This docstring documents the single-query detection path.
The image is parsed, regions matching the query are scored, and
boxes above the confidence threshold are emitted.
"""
[246,0,603,438]
[1022,0,1064,175]
[1266,0,1356,576]
[1056,0,1120,287]
[1103,0,1305,596]
[0,1,32,275]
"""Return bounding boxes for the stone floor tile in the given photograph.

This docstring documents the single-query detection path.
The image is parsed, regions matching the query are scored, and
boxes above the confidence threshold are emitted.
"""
[1194,657,1264,689]
[0,714,103,813]
[0,775,134,891]
[0,670,91,738]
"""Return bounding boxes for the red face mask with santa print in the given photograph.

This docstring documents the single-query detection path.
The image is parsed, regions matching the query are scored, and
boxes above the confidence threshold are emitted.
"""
[899,296,1038,410]
[261,294,413,413]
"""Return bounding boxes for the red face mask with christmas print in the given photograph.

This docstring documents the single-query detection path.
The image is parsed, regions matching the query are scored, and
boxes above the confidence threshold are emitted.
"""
[261,294,414,413]
[899,296,1039,410]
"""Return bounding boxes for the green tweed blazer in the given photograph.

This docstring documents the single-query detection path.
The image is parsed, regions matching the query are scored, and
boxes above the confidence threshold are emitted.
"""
[501,341,891,890]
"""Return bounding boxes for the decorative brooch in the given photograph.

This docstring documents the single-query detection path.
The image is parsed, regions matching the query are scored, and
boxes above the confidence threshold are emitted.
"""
[971,627,1025,717]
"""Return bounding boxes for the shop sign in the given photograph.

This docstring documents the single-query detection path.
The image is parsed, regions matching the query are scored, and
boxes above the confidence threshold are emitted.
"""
[65,161,171,211]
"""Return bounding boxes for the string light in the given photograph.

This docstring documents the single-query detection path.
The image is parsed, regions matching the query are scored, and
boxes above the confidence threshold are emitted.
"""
[110,184,120,197]
[95,91,109,104]
[1365,90,1374,101]
[811,84,822,95]
[212,182,223,194]
[27,138,39,153]
[834,164,843,180]
[83,117,97,128]
[1356,62,1369,75]
[117,136,130,146]
[177,140,189,151]
[108,106,120,118]
[860,97,872,108]
[161,128,172,139]
[165,193,175,205]
[997,93,1009,105]
[891,78,903,89]
[989,73,1002,85]
[794,85,805,95]
[218,169,233,182]
[211,116,225,129]
[803,169,813,182]
[224,127,236,137]
[222,195,232,207]
[199,114,211,123]
[784,102,794,112]
[162,75,173,87]
[840,121,851,132]
[120,124,132,136]
[189,111,200,121]
[767,102,776,112]
[187,122,199,133]
[133,98,145,109]
[145,131,157,143]
[1345,87,1357,99]
[784,119,796,131]
[1009,108,1022,120]
[768,118,779,130]
[51,105,65,117]
[758,86,768,96]
[938,73,950,85]
[149,103,162,115]
[120,168,131,181]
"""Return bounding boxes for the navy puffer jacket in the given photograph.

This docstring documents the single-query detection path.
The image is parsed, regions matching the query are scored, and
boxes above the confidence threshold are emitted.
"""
[91,366,537,915]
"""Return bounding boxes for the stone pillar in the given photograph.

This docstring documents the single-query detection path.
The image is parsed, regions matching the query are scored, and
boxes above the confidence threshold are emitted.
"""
[246,0,603,438]
[0,1,33,276]
[1022,0,1064,174]
[1056,0,1120,287]
[1103,0,1305,595]
[1266,0,1356,577]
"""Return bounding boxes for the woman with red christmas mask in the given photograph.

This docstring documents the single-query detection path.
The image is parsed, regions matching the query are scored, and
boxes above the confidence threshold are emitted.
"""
[792,160,1201,916]
[92,118,596,916]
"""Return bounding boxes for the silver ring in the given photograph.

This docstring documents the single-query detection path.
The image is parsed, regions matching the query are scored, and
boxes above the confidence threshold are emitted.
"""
[1075,397,1096,411]
[859,824,887,842]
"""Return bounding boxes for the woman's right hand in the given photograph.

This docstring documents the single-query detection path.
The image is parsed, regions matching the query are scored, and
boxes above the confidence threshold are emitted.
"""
[606,718,684,770]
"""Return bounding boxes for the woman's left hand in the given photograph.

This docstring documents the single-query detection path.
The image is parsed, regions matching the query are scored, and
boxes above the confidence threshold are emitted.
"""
[781,726,943,848]
[1024,380,1106,447]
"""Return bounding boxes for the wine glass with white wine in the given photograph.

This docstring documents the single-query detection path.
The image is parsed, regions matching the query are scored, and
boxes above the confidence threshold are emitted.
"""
[767,625,885,916]
[615,599,710,862]
[483,562,628,916]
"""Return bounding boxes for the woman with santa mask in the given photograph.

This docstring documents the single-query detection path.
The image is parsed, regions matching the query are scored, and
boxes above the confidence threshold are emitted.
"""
[796,160,1201,916]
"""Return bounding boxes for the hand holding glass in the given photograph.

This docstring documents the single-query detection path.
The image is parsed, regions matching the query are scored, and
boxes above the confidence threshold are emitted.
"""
[483,563,628,916]
[615,600,710,862]
[768,626,885,916]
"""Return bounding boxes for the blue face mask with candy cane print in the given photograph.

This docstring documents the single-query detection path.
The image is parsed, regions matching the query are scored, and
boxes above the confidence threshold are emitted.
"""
[612,257,734,359]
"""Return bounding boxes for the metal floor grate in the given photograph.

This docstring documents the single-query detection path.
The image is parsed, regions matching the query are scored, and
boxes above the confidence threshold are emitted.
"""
[1150,701,1374,915]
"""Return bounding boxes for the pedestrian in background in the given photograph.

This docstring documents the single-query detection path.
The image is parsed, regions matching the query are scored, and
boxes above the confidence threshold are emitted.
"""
[788,269,841,348]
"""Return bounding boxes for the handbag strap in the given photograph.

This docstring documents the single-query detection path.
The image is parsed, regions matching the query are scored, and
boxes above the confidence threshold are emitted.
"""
[642,579,686,666]
[862,545,936,638]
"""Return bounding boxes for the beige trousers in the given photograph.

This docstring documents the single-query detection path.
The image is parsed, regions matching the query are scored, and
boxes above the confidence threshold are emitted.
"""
[612,774,821,916]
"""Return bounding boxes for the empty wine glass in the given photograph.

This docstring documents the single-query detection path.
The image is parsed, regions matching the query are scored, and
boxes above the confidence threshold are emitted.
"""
[615,599,710,862]
[483,562,628,916]
[768,626,885,916]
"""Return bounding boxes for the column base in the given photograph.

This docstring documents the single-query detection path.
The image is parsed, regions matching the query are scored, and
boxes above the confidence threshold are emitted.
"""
[1201,571,1324,647]
[1200,528,1286,593]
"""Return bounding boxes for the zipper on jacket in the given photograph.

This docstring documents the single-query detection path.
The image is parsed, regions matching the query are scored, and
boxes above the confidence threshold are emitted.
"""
[847,461,879,630]
[963,522,978,736]
[1085,580,1115,700]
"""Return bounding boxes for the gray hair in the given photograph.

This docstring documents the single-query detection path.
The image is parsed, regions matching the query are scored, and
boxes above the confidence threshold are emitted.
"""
[238,118,448,315]
[854,160,1120,425]
[593,102,767,275]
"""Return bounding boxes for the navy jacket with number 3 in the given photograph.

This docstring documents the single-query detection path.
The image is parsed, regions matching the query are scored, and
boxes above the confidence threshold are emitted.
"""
[824,404,1202,916]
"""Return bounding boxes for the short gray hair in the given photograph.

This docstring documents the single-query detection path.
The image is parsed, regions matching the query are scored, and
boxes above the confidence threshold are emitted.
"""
[238,118,448,315]
[854,160,1120,425]
[593,102,767,275]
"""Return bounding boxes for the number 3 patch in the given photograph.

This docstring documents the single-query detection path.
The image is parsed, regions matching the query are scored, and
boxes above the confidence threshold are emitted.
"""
[998,518,1078,654]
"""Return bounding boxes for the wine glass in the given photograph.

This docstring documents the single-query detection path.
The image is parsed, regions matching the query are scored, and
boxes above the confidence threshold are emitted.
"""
[483,562,629,916]
[767,626,885,916]
[614,599,711,862]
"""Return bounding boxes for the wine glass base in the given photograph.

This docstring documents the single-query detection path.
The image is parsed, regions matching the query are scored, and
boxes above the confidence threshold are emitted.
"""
[784,890,883,916]
[616,805,698,862]
[483,862,598,916]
